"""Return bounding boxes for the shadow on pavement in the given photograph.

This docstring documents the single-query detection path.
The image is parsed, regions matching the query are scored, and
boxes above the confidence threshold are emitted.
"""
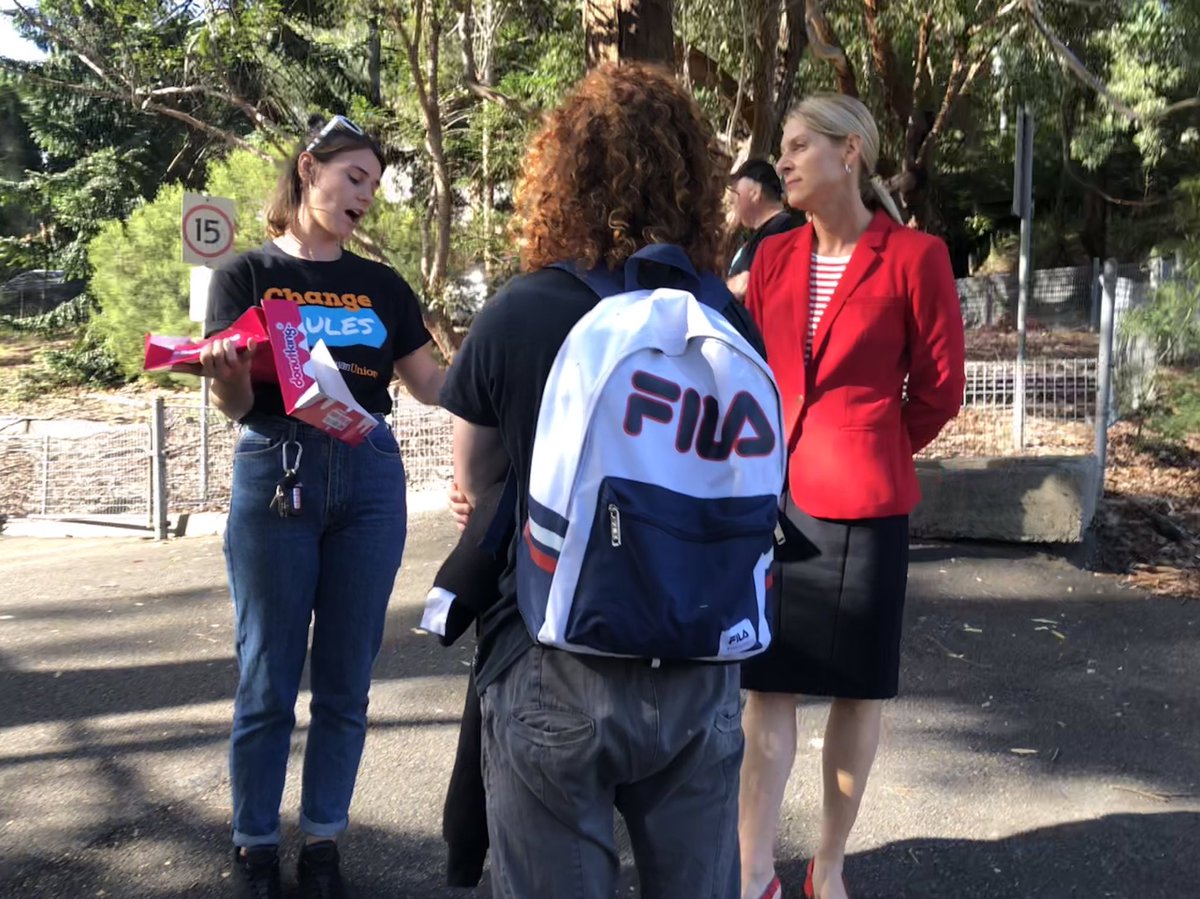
[4,536,1197,897]
[778,811,1199,898]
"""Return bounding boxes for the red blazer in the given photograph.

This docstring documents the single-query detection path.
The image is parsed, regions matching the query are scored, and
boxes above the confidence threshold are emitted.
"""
[746,210,965,519]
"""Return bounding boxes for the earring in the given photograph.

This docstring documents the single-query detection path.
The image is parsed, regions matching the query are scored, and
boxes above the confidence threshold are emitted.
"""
[844,163,852,174]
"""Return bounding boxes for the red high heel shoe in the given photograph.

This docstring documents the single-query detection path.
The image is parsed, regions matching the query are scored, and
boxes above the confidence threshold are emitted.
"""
[802,858,851,899]
[758,875,782,899]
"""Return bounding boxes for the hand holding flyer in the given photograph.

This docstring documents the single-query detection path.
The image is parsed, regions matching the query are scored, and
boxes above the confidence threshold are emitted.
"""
[262,299,379,446]
[143,307,276,383]
[143,301,380,445]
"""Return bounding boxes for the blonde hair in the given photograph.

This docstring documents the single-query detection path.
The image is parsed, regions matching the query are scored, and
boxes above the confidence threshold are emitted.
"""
[787,93,903,224]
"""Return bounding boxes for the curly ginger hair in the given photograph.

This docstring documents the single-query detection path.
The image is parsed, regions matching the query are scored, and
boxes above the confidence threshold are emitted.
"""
[514,63,730,275]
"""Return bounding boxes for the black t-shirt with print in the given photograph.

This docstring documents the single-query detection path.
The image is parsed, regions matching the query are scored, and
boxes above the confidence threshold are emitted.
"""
[205,242,431,416]
[440,264,765,691]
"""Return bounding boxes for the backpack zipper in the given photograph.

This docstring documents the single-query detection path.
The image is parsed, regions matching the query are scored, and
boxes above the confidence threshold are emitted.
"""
[608,500,768,543]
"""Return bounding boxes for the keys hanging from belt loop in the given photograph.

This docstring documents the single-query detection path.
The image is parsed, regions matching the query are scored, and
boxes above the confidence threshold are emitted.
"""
[269,440,304,518]
[281,439,303,474]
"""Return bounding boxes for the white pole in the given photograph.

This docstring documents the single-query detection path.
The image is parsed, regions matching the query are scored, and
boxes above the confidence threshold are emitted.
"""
[200,378,210,503]
[1012,107,1034,452]
[1094,259,1117,501]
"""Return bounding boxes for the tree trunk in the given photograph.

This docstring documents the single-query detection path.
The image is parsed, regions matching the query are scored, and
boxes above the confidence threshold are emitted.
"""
[395,1,452,295]
[1080,172,1108,261]
[584,0,675,68]
[482,119,493,277]
[745,0,780,157]
[805,0,857,97]
[427,18,452,295]
[745,0,806,160]
[423,309,462,359]
[474,0,498,276]
[420,198,433,285]
[368,6,382,106]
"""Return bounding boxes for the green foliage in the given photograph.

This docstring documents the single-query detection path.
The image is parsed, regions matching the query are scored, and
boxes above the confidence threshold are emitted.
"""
[0,147,153,279]
[1135,367,1200,447]
[0,82,40,274]
[86,148,282,379]
[203,148,281,252]
[2,0,1197,337]
[1122,177,1200,366]
[10,335,127,401]
[87,183,193,378]
[0,291,96,336]
[368,199,426,292]
[1122,272,1200,366]
[37,337,126,389]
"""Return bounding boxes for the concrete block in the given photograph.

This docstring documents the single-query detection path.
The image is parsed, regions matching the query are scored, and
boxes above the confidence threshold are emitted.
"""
[912,455,1098,543]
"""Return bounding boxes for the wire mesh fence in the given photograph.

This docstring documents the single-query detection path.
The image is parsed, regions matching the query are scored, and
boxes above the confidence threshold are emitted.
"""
[954,257,1167,332]
[0,257,1178,524]
[0,394,452,522]
[0,423,150,518]
[164,403,237,512]
[920,359,1099,459]
[160,391,452,513]
[390,395,453,491]
[956,263,1100,330]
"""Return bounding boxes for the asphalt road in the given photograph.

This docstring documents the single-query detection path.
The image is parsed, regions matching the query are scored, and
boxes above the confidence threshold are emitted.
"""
[0,512,1196,898]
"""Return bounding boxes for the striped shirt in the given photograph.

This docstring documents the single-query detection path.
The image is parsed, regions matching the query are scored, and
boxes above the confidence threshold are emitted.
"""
[806,252,851,360]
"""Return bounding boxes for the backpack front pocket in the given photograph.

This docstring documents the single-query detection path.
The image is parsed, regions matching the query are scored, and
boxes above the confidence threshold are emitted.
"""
[566,477,776,659]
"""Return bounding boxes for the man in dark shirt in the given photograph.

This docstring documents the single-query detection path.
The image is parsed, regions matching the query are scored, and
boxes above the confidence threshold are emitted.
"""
[440,64,749,899]
[726,158,805,299]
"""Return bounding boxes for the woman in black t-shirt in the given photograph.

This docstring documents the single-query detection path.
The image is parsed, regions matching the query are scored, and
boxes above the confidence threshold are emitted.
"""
[198,116,444,898]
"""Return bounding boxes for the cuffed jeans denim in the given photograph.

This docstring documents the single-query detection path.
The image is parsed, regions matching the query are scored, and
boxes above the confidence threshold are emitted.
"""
[480,646,744,898]
[225,414,406,848]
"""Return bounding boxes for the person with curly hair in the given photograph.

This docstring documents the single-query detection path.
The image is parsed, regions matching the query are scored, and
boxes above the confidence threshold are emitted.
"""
[439,63,760,899]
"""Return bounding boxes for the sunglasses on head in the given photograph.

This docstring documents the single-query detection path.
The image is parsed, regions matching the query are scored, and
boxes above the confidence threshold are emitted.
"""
[305,115,365,153]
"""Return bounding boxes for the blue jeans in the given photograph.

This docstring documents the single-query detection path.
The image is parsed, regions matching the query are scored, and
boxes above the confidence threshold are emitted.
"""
[481,646,743,898]
[225,414,407,847]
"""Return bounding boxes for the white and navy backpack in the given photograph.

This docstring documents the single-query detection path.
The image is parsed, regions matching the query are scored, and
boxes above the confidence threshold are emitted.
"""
[516,244,787,663]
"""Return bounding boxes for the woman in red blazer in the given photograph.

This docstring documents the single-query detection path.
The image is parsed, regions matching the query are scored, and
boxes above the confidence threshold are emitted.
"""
[738,95,965,899]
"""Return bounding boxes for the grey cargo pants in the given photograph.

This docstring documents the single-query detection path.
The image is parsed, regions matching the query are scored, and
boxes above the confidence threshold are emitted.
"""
[480,645,743,899]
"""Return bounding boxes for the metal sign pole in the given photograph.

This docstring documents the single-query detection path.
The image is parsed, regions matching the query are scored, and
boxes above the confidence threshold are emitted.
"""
[1094,259,1117,500]
[1012,106,1035,452]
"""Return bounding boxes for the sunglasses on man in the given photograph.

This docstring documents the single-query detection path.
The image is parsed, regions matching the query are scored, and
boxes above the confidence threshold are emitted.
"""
[305,115,365,153]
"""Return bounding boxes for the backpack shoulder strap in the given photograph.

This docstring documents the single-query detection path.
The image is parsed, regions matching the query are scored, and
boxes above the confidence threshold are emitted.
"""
[548,245,734,313]
[623,244,734,313]
[547,261,624,298]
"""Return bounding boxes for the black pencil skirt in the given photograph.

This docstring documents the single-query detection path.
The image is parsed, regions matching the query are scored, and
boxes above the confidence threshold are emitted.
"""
[741,496,910,699]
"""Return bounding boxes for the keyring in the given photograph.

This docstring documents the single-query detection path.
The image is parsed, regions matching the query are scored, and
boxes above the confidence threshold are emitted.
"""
[282,440,303,472]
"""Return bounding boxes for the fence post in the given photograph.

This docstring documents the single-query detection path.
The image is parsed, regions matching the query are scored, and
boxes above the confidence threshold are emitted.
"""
[1094,259,1118,501]
[1089,258,1101,331]
[151,397,169,540]
[40,435,50,515]
[1013,212,1032,451]
[199,379,209,504]
[1012,107,1034,452]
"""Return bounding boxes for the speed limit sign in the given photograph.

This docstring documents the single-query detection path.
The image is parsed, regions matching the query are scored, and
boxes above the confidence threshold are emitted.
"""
[181,193,236,266]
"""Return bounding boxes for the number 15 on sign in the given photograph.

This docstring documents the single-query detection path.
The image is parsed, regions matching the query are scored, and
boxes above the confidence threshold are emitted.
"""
[181,193,237,266]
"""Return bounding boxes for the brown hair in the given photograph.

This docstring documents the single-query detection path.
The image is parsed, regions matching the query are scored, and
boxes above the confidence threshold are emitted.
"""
[514,64,729,274]
[265,118,386,237]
